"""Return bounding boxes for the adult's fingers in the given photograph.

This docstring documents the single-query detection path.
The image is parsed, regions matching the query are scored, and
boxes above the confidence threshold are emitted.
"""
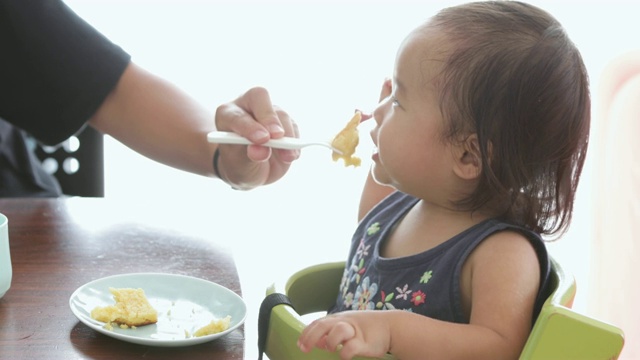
[232,86,285,139]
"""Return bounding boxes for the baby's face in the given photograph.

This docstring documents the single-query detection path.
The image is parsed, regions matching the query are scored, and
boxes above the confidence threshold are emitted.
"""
[370,24,460,200]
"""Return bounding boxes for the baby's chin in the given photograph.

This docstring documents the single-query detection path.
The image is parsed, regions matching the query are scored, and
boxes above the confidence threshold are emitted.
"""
[370,160,389,183]
[371,172,390,189]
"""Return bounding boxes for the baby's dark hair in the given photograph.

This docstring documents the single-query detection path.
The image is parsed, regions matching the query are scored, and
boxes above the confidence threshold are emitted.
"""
[432,1,590,236]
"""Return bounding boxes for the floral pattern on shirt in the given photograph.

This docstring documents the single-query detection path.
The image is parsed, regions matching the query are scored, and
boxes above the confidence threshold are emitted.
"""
[411,290,427,306]
[395,284,412,301]
[367,222,381,236]
[338,219,435,314]
[376,290,396,310]
[420,270,433,284]
[353,276,377,310]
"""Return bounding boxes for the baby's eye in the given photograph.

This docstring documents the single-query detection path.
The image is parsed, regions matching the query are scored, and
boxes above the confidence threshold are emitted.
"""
[391,95,400,107]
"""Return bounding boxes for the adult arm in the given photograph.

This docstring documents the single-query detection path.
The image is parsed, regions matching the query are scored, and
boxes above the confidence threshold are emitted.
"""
[89,62,298,188]
[1,0,298,189]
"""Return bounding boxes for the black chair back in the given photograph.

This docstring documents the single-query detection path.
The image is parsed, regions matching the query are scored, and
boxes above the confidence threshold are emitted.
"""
[35,126,104,197]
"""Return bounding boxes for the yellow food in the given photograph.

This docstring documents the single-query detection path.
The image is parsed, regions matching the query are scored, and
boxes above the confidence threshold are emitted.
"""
[91,288,158,327]
[193,315,232,337]
[331,111,362,167]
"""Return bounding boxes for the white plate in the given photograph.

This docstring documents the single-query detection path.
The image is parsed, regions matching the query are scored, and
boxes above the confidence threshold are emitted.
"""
[69,273,246,347]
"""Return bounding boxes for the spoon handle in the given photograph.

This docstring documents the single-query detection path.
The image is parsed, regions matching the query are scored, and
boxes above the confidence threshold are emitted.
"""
[207,131,338,152]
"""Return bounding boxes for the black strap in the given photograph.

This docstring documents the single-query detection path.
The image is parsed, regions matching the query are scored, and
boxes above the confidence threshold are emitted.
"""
[257,293,296,360]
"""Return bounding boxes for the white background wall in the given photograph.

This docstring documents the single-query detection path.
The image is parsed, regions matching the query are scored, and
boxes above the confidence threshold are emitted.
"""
[64,1,639,358]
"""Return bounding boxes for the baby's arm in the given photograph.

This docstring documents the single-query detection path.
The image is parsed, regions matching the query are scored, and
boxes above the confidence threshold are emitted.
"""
[298,231,540,360]
[298,310,515,360]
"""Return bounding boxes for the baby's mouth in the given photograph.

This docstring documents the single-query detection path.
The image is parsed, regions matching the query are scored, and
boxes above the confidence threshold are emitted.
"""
[371,147,380,161]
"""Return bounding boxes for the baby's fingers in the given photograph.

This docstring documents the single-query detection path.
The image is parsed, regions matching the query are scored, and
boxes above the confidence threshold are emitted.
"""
[324,322,356,353]
[297,320,326,352]
[298,319,355,354]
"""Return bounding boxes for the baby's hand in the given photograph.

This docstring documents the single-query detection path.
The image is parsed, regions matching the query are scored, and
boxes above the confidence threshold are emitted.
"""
[297,310,391,360]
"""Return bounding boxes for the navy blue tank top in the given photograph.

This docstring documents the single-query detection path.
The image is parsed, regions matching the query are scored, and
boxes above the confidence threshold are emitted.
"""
[329,191,551,324]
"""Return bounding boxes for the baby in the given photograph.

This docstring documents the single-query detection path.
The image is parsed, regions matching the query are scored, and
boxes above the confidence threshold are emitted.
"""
[298,1,590,359]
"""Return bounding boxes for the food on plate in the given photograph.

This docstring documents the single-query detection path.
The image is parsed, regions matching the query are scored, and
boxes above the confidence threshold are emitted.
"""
[89,286,233,338]
[193,315,232,337]
[91,287,158,327]
[331,111,362,167]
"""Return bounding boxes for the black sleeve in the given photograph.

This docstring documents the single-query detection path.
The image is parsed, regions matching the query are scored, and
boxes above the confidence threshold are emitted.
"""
[0,0,131,145]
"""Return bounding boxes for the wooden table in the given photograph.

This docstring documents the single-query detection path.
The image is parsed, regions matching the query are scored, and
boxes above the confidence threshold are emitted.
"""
[0,198,244,359]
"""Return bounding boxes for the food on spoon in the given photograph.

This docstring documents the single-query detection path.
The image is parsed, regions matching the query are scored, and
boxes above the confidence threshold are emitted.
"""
[91,287,158,327]
[193,315,232,337]
[331,111,362,167]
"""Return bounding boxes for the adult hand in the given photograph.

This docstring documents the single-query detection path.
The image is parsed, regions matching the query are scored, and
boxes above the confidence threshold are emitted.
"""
[214,86,300,190]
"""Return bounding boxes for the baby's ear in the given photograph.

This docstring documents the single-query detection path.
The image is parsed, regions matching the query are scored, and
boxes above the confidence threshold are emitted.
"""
[453,134,482,180]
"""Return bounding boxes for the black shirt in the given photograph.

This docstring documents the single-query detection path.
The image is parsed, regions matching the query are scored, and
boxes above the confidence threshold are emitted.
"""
[0,0,131,196]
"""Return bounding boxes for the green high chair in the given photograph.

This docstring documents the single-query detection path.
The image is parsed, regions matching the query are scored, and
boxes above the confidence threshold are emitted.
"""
[259,258,624,360]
